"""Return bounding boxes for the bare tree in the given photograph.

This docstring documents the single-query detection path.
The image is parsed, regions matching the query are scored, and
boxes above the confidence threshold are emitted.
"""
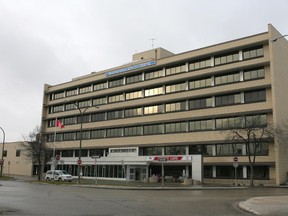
[226,116,274,187]
[21,126,50,181]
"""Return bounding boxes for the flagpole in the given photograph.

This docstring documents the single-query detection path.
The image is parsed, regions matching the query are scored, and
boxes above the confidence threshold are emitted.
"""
[53,118,57,158]
[52,118,57,170]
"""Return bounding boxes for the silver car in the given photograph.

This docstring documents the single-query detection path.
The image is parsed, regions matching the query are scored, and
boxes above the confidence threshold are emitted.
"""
[45,170,72,182]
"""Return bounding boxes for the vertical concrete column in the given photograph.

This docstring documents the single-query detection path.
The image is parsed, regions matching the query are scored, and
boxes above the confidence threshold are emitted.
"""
[213,166,216,178]
[243,166,247,178]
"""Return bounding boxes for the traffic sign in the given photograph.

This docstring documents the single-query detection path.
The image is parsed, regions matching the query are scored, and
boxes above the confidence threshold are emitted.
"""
[233,162,239,168]
[233,157,238,162]
[55,155,60,160]
[0,159,4,165]
[158,157,167,162]
[77,159,82,165]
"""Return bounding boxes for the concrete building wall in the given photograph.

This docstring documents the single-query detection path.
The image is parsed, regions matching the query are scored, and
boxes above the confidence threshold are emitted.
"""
[0,142,33,176]
[268,24,288,185]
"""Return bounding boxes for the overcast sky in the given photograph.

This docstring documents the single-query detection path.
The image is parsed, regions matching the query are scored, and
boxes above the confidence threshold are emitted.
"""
[0,0,287,142]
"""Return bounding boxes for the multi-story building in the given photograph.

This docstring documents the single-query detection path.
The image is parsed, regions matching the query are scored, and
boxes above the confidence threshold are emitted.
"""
[41,24,288,185]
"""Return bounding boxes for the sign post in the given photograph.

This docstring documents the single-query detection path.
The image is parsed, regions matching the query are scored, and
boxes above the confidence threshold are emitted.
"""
[158,157,167,187]
[233,157,239,186]
[91,156,100,185]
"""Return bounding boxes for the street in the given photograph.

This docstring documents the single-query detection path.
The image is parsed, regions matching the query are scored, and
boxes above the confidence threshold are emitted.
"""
[0,179,288,215]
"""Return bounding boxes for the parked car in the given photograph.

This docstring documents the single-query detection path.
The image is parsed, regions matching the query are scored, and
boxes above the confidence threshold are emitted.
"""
[45,170,72,182]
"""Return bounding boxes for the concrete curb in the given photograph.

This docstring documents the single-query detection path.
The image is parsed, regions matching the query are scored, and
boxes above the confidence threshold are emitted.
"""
[238,201,260,215]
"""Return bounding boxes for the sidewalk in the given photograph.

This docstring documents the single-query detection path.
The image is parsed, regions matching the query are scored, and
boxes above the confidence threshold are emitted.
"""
[239,196,288,215]
[7,176,288,215]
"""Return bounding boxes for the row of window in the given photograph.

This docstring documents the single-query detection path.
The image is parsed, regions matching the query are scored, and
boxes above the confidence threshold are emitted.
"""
[47,142,268,159]
[48,89,266,127]
[51,46,264,100]
[2,150,21,157]
[47,114,267,142]
[49,67,265,114]
[204,165,269,179]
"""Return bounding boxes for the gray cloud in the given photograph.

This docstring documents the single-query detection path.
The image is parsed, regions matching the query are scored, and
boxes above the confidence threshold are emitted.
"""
[0,0,287,141]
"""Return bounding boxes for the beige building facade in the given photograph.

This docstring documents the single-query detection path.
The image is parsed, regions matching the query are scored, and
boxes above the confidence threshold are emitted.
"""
[0,142,33,176]
[41,24,288,185]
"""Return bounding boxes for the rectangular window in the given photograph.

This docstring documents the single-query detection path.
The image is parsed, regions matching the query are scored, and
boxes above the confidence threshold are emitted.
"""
[107,128,123,137]
[109,78,123,88]
[3,150,7,157]
[124,126,142,136]
[139,147,162,156]
[165,122,186,133]
[189,145,212,155]
[245,114,266,127]
[77,114,90,123]
[107,110,123,120]
[216,144,243,156]
[166,64,186,76]
[125,107,142,117]
[216,166,242,178]
[108,94,124,103]
[165,101,186,112]
[247,166,269,179]
[79,86,91,94]
[65,103,75,111]
[62,150,74,157]
[90,149,105,157]
[215,72,240,85]
[247,142,268,156]
[189,119,212,131]
[77,131,90,140]
[144,87,163,97]
[91,129,106,138]
[126,74,142,84]
[66,89,78,97]
[78,100,91,108]
[93,97,107,105]
[189,58,211,71]
[244,89,266,103]
[143,124,163,135]
[214,52,239,66]
[93,82,107,91]
[215,93,241,106]
[189,78,211,89]
[243,68,265,80]
[165,82,186,93]
[144,105,163,115]
[145,69,164,80]
[216,117,243,129]
[189,98,212,110]
[125,90,142,100]
[63,132,77,141]
[54,92,65,100]
[165,146,186,155]
[16,150,21,157]
[243,46,264,60]
[91,112,106,122]
[75,149,88,157]
[52,105,64,113]
[64,116,77,125]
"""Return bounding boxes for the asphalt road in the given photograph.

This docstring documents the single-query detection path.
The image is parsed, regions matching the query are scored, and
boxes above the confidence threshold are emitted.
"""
[0,180,288,216]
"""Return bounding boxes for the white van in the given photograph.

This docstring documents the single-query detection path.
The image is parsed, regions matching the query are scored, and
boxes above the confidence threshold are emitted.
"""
[45,170,72,182]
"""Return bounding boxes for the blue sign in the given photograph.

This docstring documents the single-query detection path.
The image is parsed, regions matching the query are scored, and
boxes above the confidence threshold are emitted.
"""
[105,60,157,77]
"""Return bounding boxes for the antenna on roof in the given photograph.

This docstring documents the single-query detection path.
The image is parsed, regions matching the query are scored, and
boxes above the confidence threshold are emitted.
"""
[149,38,156,48]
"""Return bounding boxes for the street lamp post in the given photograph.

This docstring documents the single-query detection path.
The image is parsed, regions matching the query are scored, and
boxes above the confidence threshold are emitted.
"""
[72,103,99,184]
[270,35,288,42]
[0,127,6,177]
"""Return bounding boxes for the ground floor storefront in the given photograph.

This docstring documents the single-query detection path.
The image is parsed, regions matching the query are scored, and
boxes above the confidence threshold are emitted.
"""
[47,147,275,185]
